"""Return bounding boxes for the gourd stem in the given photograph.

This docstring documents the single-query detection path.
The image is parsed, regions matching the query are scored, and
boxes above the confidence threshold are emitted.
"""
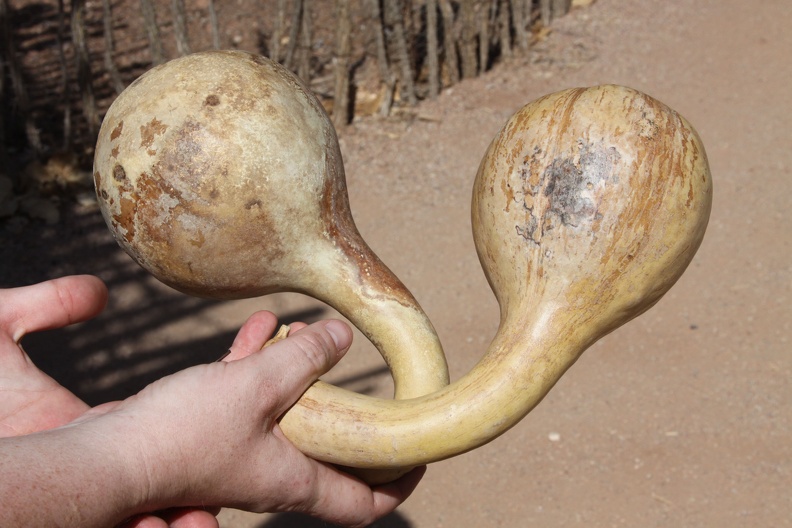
[301,238,450,400]
[279,308,586,468]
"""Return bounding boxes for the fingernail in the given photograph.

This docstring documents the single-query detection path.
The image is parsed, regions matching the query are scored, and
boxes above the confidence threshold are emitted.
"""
[325,320,350,350]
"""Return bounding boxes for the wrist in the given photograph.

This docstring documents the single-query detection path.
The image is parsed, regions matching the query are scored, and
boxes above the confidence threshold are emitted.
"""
[0,416,154,527]
[85,409,189,514]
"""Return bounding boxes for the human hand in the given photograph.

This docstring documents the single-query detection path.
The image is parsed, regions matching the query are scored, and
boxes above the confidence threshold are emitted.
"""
[0,275,106,436]
[0,276,221,528]
[0,277,424,527]
[97,313,424,527]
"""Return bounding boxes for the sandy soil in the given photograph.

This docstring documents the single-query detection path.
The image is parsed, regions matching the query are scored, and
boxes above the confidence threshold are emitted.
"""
[2,0,789,526]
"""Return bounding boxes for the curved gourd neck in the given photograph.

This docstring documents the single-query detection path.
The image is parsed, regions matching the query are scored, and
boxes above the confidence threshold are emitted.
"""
[279,303,592,468]
[297,238,450,400]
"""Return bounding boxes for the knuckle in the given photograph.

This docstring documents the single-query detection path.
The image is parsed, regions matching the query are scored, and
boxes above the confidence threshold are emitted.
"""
[290,332,333,373]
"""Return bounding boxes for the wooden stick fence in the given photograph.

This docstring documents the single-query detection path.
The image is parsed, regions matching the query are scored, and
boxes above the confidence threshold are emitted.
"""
[0,0,573,181]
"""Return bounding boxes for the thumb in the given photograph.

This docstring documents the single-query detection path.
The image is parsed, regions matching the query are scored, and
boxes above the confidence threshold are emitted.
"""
[0,275,107,342]
[246,320,353,416]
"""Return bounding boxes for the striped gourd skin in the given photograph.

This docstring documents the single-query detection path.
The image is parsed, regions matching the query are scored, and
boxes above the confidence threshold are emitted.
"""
[95,55,712,482]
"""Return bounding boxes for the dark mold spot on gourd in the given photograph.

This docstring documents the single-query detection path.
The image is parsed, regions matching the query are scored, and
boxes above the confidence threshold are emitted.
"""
[544,158,590,226]
[113,164,127,182]
[204,94,220,107]
[515,141,621,245]
[150,120,209,190]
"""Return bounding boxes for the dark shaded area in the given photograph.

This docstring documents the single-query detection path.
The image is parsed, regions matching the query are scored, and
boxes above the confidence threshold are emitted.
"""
[257,510,412,528]
[22,300,328,405]
[2,202,394,406]
[1,204,330,405]
[0,0,573,180]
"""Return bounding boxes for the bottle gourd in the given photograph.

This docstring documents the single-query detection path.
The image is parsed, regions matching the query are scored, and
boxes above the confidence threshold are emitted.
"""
[94,51,712,479]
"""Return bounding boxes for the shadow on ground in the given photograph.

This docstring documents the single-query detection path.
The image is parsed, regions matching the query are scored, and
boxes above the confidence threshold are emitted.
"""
[1,204,356,405]
[257,511,413,528]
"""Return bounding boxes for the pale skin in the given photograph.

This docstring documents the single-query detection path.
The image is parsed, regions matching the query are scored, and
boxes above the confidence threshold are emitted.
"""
[0,275,424,527]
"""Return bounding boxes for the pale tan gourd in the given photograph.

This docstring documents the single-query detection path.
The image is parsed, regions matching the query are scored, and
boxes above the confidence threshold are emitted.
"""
[94,51,712,480]
[92,51,449,406]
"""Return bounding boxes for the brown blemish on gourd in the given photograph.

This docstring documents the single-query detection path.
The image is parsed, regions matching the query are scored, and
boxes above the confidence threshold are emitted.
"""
[204,94,220,107]
[501,177,514,212]
[189,231,206,248]
[111,166,138,245]
[320,152,417,308]
[110,121,123,141]
[150,120,208,191]
[113,112,288,297]
[140,118,168,155]
[116,196,136,243]
[113,164,127,182]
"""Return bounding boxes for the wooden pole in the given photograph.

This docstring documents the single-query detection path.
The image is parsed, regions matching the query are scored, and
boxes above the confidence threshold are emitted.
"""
[140,0,165,65]
[171,0,192,56]
[332,0,351,127]
[426,0,440,98]
[438,0,458,85]
[384,0,417,105]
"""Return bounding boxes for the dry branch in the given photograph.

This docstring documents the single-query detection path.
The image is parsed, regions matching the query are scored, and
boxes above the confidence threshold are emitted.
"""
[458,0,478,79]
[270,0,287,62]
[1,0,41,155]
[384,0,417,105]
[171,0,191,56]
[438,0,459,85]
[140,0,165,64]
[368,0,395,115]
[102,0,124,94]
[426,0,440,98]
[58,0,73,147]
[208,0,220,49]
[497,0,511,61]
[297,0,312,81]
[332,0,351,127]
[283,0,303,70]
[71,0,99,137]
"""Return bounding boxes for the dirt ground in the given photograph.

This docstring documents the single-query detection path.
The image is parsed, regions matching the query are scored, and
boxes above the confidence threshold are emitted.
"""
[1,0,790,526]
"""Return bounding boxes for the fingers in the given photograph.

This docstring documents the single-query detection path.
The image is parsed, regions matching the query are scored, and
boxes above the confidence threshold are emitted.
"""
[119,514,167,528]
[247,320,352,415]
[224,311,279,361]
[370,465,426,518]
[224,315,311,362]
[0,275,107,342]
[120,508,220,528]
[302,464,426,528]
[159,507,221,528]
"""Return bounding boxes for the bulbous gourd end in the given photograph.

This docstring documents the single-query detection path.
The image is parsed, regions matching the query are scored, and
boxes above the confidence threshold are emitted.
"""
[473,85,712,339]
[94,50,350,300]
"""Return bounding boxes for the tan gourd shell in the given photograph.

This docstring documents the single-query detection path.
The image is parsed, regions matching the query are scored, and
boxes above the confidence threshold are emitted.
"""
[94,52,711,479]
[279,85,711,470]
